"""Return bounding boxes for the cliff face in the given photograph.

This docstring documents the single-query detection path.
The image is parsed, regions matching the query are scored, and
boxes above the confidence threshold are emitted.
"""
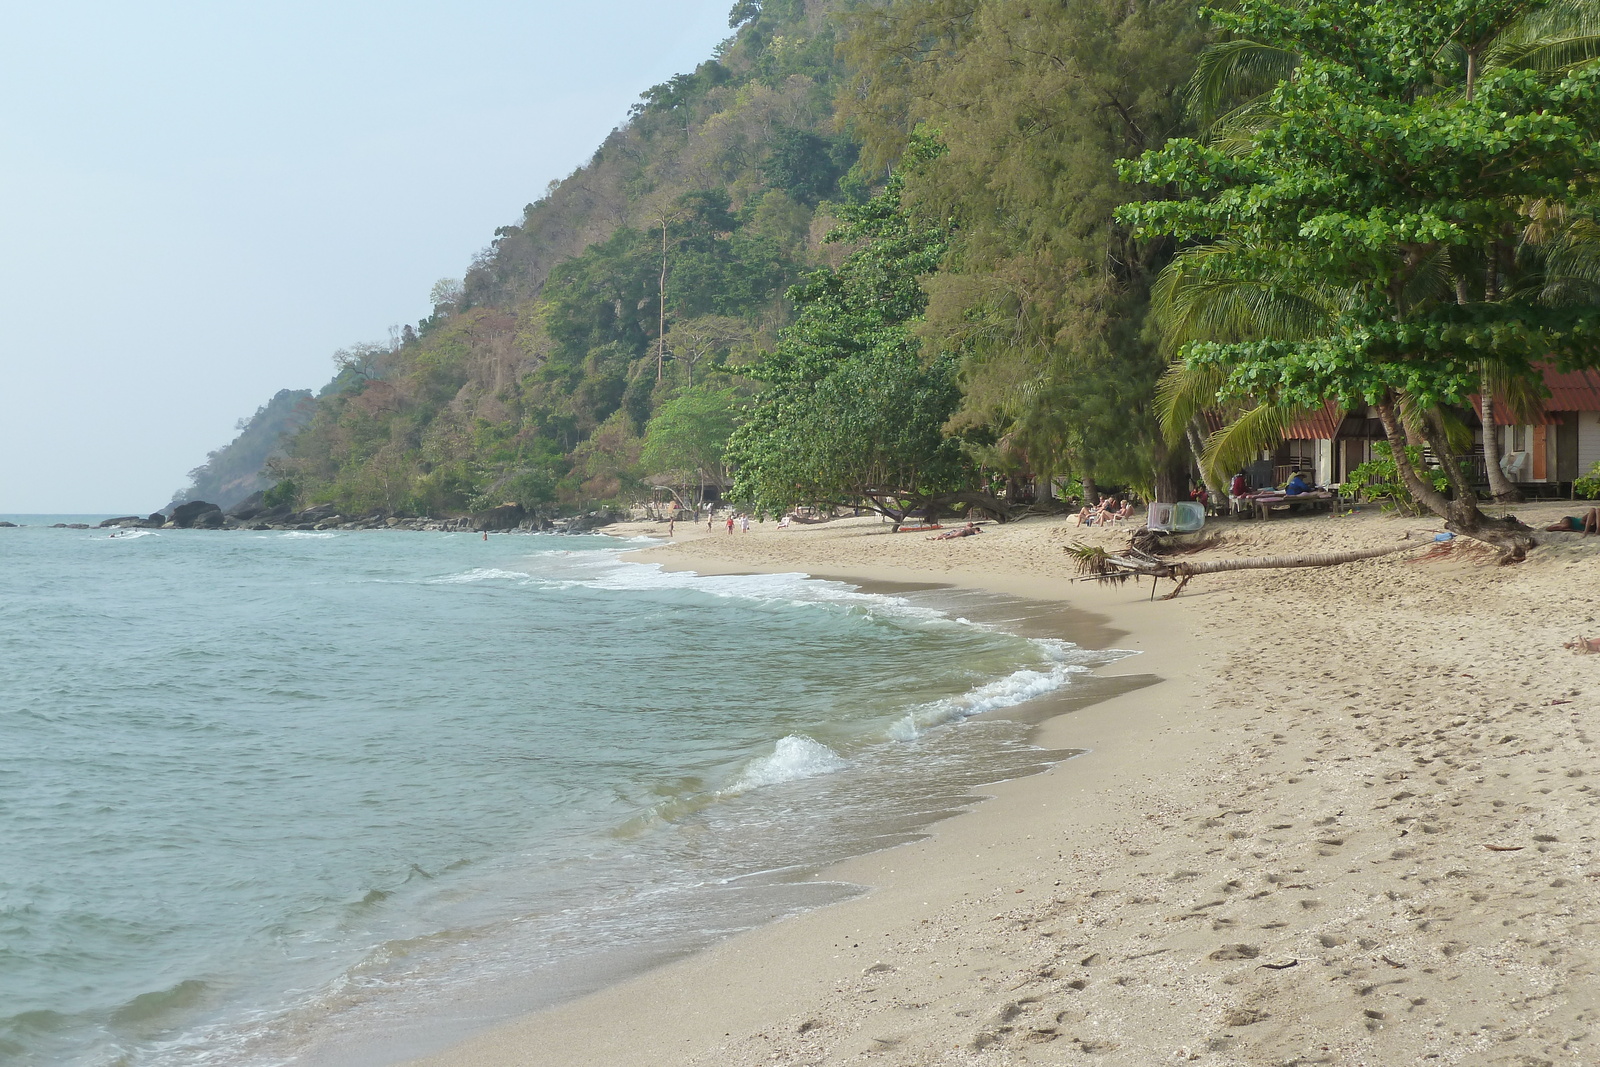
[203,0,858,519]
[173,389,315,509]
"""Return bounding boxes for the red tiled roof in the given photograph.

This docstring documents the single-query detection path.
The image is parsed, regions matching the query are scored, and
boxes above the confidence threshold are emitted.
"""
[1541,366,1600,412]
[1284,400,1344,440]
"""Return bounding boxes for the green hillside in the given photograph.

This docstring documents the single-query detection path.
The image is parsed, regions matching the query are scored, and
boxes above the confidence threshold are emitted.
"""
[264,0,861,516]
[185,0,1600,537]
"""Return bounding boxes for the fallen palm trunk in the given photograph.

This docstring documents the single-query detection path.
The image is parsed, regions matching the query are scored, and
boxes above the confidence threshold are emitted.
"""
[1069,540,1426,599]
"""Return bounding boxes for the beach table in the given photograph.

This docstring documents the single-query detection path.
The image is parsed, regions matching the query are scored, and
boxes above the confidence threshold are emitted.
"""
[1251,492,1335,520]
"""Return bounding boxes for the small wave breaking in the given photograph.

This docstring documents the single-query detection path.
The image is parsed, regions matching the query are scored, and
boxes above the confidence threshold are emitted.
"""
[727,735,849,793]
[887,640,1094,741]
[426,567,533,585]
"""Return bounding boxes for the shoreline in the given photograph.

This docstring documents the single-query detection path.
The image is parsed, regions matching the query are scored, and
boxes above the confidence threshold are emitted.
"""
[402,522,1215,1067]
[407,507,1600,1066]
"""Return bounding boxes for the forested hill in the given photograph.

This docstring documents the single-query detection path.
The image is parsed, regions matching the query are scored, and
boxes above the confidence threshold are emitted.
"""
[214,0,862,517]
[176,0,1600,546]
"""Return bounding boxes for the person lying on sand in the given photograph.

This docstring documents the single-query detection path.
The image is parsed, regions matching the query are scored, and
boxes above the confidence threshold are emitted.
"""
[929,522,981,540]
[1544,508,1600,534]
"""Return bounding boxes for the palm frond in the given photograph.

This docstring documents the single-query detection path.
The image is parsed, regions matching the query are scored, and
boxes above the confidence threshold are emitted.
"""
[1490,0,1600,72]
[1185,39,1301,131]
[1201,403,1313,486]
[1151,243,1337,351]
[1154,361,1230,447]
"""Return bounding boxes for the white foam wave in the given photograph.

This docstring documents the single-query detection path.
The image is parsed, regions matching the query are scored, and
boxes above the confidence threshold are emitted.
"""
[427,567,532,585]
[887,640,1098,741]
[556,559,955,626]
[281,531,337,539]
[727,735,848,793]
[104,529,157,540]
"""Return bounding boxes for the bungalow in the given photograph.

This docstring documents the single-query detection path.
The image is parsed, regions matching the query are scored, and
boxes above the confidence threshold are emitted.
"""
[1272,366,1600,494]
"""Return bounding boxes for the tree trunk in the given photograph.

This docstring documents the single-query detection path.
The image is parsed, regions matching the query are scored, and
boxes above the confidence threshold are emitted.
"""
[1374,398,1453,517]
[1414,407,1489,531]
[1187,418,1227,501]
[1172,541,1421,576]
[1385,397,1536,561]
[1151,436,1186,504]
[1480,368,1522,504]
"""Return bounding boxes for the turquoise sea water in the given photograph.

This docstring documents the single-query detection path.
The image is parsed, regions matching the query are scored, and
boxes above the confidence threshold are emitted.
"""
[0,520,1120,1066]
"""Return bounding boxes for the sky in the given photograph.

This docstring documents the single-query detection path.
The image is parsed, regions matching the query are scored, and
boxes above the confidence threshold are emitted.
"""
[0,0,736,513]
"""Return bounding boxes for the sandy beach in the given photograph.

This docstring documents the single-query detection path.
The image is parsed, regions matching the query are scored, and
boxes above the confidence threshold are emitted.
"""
[408,502,1600,1067]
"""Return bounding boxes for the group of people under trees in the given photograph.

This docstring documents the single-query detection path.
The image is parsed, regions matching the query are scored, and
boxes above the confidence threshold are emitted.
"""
[1072,496,1134,527]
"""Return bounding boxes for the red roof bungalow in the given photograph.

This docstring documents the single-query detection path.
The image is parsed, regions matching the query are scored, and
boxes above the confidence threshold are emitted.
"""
[1271,366,1600,493]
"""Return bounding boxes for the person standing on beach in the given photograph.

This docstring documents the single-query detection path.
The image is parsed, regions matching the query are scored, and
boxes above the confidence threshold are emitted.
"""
[668,518,675,536]
[740,515,750,533]
[726,515,735,534]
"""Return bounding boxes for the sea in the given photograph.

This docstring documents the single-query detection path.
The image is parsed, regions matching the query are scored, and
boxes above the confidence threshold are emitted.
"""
[0,518,1133,1067]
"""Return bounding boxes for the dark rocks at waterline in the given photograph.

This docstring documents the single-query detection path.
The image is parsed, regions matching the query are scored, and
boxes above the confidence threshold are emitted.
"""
[296,503,340,523]
[0,521,15,528]
[89,503,620,534]
[475,503,526,531]
[51,523,93,529]
[224,491,267,522]
[170,500,223,528]
[559,509,626,533]
[99,515,166,529]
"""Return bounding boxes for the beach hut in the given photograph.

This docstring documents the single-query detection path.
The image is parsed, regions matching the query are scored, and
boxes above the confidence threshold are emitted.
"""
[1270,366,1600,495]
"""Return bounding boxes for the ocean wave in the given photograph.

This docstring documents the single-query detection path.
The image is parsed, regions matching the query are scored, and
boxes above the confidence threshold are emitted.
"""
[726,735,849,793]
[425,567,533,585]
[102,529,157,540]
[280,531,336,539]
[886,642,1097,741]
[553,560,956,626]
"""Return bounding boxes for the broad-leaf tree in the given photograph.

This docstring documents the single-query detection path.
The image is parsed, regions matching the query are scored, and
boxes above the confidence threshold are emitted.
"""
[1119,0,1600,552]
[729,166,981,525]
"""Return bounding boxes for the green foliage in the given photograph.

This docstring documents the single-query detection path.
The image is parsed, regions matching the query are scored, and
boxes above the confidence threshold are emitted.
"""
[261,477,298,509]
[1345,443,1453,516]
[762,127,857,204]
[838,0,1208,499]
[1118,0,1600,414]
[641,388,742,505]
[729,172,967,516]
[1574,460,1600,499]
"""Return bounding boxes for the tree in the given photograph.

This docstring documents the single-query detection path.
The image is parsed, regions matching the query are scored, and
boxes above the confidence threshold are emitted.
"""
[664,315,750,387]
[729,163,986,525]
[641,387,742,511]
[1119,0,1600,554]
[837,0,1208,501]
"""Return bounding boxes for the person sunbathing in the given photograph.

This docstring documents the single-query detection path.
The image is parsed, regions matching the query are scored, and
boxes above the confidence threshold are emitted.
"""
[1545,508,1600,533]
[929,522,982,540]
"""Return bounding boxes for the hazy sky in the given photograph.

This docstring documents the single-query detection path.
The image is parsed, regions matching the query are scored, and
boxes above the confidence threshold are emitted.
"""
[0,0,735,513]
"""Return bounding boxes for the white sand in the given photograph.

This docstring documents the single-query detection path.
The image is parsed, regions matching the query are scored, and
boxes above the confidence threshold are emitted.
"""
[408,503,1600,1066]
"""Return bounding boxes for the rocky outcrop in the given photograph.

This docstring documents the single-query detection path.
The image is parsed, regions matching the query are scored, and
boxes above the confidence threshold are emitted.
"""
[475,503,526,531]
[224,491,267,522]
[170,501,223,528]
[95,499,610,534]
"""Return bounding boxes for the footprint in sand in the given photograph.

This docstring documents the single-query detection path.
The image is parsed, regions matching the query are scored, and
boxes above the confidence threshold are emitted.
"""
[1208,944,1262,961]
